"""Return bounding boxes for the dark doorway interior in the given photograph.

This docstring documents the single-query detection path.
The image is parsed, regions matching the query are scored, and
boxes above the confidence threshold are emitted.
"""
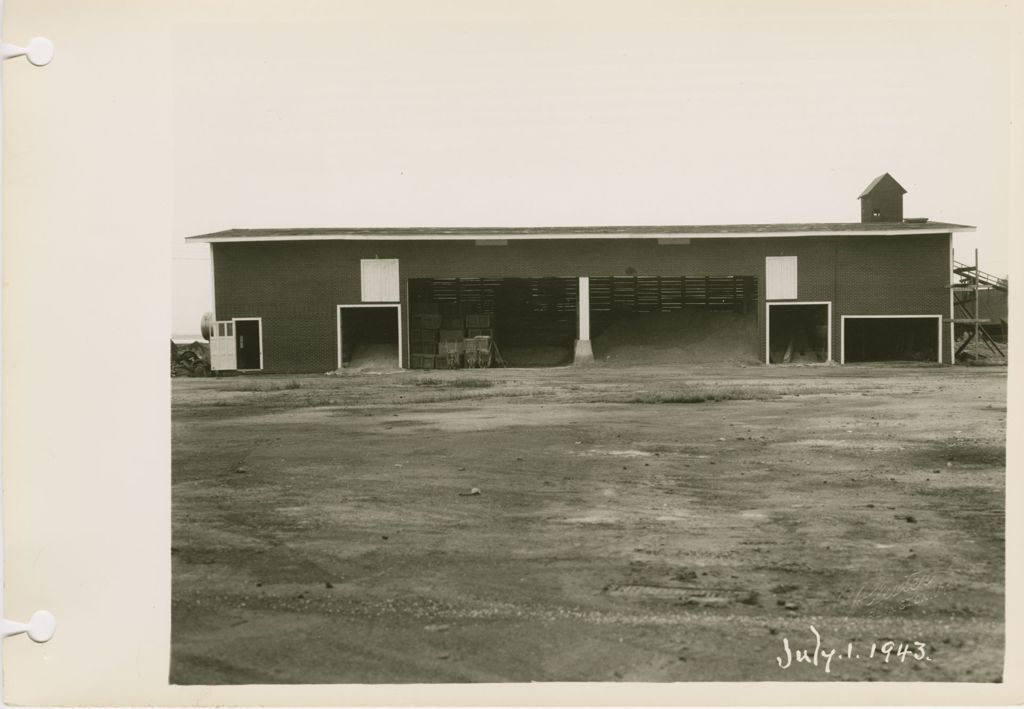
[769,304,829,363]
[341,307,399,368]
[234,319,262,370]
[588,275,759,364]
[844,317,939,363]
[495,278,577,366]
[409,278,578,367]
[409,275,758,367]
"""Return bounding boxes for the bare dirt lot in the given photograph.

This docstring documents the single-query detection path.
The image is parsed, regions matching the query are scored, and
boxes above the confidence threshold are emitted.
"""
[171,364,1005,683]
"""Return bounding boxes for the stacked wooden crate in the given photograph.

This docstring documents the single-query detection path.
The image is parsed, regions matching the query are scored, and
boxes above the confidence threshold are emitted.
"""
[465,313,493,338]
[410,302,496,369]
[409,304,443,369]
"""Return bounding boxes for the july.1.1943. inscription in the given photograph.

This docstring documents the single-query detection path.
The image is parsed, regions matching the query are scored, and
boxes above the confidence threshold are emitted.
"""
[776,625,932,674]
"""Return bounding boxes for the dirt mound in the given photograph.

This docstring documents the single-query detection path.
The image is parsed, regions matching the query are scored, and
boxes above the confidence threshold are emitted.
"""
[346,343,400,371]
[593,310,758,364]
[500,344,573,367]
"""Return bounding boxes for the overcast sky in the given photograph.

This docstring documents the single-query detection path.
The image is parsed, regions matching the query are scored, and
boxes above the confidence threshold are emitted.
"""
[172,1,1016,336]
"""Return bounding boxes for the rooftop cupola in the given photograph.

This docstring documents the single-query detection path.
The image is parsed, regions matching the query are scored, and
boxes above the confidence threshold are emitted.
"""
[859,173,906,223]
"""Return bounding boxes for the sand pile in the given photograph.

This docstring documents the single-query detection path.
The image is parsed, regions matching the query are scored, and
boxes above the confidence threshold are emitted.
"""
[593,311,758,364]
[770,326,824,364]
[346,343,400,371]
[500,344,573,367]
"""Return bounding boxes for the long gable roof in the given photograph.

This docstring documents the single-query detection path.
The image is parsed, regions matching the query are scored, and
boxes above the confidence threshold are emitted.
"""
[187,220,974,243]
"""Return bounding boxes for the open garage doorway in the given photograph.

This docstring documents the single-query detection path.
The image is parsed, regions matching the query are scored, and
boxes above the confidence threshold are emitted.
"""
[336,304,402,370]
[841,316,941,364]
[408,278,578,367]
[589,276,758,364]
[767,302,831,364]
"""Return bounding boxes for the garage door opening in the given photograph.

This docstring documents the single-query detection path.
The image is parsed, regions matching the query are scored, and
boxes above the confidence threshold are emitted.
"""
[409,278,577,367]
[767,303,830,364]
[842,316,941,364]
[337,305,402,370]
[589,276,758,364]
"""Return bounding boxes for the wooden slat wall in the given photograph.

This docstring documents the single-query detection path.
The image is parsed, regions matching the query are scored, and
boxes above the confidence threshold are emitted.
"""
[590,276,756,312]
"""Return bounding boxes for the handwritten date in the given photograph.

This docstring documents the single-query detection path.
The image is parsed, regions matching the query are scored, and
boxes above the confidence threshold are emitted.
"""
[776,625,931,674]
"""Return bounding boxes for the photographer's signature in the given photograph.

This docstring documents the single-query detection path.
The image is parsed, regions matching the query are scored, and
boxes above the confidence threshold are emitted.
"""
[776,625,932,674]
[850,570,947,609]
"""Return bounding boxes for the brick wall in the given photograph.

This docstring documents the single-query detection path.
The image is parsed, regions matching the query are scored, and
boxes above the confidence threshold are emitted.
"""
[211,233,952,373]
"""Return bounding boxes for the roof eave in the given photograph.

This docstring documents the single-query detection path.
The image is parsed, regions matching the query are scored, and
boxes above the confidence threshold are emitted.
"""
[186,225,976,243]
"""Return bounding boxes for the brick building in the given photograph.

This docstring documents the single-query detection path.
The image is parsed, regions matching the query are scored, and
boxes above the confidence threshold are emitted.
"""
[188,174,974,373]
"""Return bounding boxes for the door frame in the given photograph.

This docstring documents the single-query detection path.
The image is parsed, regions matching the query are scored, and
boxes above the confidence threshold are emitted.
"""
[840,314,943,365]
[336,304,404,370]
[231,317,264,371]
[765,301,832,364]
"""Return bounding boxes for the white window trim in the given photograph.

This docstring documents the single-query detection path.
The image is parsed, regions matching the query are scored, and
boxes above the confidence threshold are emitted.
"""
[231,317,264,371]
[840,315,943,365]
[336,304,404,370]
[765,301,832,364]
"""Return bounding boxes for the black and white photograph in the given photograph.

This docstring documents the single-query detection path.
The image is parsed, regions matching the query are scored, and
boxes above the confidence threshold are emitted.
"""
[2,0,1020,703]
[166,2,1010,685]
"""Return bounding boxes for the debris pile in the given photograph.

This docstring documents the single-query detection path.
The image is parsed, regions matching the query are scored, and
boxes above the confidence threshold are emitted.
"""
[346,343,401,372]
[171,340,211,377]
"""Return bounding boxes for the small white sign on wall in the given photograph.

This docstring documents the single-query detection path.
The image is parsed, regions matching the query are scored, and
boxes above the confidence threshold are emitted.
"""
[360,259,400,302]
[765,256,798,300]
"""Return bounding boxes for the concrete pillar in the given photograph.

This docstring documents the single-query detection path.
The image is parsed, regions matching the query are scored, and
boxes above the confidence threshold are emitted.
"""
[574,276,594,364]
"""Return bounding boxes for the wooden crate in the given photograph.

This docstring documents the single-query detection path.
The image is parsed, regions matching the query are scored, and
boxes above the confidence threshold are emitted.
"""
[413,314,443,329]
[464,336,489,352]
[467,328,493,338]
[442,317,465,330]
[410,354,435,370]
[411,342,437,355]
[465,314,491,328]
[439,340,465,355]
[439,329,465,342]
[410,328,439,343]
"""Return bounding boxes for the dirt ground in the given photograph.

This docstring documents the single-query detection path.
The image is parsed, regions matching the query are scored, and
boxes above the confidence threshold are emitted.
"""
[171,364,1005,683]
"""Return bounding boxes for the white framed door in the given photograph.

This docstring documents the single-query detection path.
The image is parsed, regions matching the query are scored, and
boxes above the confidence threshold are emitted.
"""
[232,317,264,371]
[840,315,943,364]
[210,320,237,371]
[765,301,832,364]
[336,304,403,369]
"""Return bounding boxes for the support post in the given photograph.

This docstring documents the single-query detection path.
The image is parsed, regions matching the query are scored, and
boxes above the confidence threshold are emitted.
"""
[574,276,594,364]
[973,248,980,362]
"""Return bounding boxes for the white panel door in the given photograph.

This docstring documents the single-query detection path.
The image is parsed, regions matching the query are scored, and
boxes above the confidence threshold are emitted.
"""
[361,259,400,302]
[765,256,798,300]
[210,321,237,371]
